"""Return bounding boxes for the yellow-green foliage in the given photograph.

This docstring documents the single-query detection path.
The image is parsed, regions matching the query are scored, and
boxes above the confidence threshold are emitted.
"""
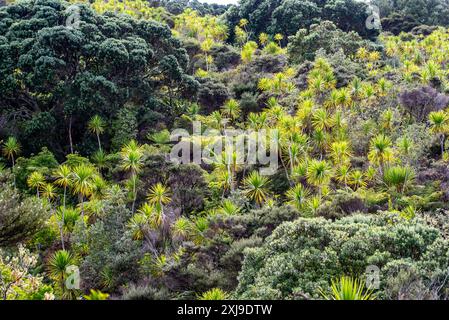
[173,8,228,43]
[69,0,170,22]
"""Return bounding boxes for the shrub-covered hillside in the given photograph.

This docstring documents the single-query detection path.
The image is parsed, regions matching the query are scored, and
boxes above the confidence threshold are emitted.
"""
[2,0,449,300]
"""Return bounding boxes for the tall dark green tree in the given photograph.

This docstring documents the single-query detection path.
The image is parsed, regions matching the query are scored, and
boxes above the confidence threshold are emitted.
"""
[0,0,198,157]
[224,0,377,44]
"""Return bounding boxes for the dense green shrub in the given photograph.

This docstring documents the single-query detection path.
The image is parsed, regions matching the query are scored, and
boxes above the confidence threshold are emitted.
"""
[159,206,300,297]
[110,104,138,152]
[77,198,140,293]
[236,213,449,299]
[0,180,49,247]
[14,147,59,191]
[373,0,449,31]
[197,78,230,113]
[122,283,171,300]
[316,190,367,219]
[167,164,209,216]
[399,86,449,122]
[224,0,376,44]
[287,21,367,64]
[211,45,241,71]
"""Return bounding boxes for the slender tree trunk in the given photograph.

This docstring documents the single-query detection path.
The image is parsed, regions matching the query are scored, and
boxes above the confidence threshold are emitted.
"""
[227,162,233,191]
[60,215,65,250]
[68,116,74,154]
[59,224,65,251]
[60,275,65,299]
[96,133,102,152]
[60,185,66,250]
[232,164,237,191]
[79,194,88,238]
[168,82,174,109]
[80,194,84,217]
[221,185,227,200]
[279,152,290,183]
[379,160,384,177]
[288,145,294,176]
[131,172,136,213]
[12,155,15,188]
[63,186,66,208]
[441,134,445,157]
